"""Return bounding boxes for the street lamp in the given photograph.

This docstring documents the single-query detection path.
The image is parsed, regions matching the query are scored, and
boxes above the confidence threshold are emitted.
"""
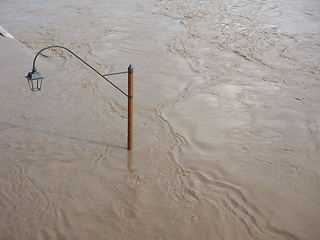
[26,69,44,91]
[25,45,133,150]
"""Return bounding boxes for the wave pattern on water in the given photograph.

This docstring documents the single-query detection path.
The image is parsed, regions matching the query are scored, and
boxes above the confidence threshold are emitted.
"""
[1,0,320,239]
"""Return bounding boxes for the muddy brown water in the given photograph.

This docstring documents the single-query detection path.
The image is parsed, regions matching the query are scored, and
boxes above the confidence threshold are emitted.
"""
[1,0,320,239]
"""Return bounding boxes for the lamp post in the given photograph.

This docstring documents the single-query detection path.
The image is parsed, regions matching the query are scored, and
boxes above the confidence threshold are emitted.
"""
[26,45,133,150]
[127,64,133,150]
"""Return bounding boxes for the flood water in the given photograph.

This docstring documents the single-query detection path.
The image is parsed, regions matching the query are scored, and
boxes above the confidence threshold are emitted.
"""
[1,0,320,239]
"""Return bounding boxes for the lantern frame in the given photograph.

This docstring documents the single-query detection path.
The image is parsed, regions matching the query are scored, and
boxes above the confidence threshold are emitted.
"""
[26,69,44,91]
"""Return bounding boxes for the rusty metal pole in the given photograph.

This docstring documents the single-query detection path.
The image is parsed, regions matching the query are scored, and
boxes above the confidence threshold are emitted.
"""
[127,64,133,150]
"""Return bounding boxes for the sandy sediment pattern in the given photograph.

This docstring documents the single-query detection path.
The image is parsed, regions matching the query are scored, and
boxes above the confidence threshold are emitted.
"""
[1,0,320,239]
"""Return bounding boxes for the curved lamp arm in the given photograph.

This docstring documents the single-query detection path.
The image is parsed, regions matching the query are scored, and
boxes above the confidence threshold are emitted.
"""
[32,45,129,98]
[27,45,134,150]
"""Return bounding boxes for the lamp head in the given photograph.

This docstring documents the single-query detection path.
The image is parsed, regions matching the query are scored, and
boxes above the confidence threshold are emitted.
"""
[26,69,44,91]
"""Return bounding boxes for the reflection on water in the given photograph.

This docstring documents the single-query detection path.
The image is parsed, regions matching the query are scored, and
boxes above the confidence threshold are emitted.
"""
[1,0,320,239]
[127,150,134,173]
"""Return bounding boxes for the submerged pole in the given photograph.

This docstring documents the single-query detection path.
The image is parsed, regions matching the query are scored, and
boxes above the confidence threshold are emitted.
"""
[127,64,133,150]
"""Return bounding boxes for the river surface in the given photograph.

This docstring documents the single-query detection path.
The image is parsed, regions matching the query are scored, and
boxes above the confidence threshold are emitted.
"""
[1,0,320,239]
